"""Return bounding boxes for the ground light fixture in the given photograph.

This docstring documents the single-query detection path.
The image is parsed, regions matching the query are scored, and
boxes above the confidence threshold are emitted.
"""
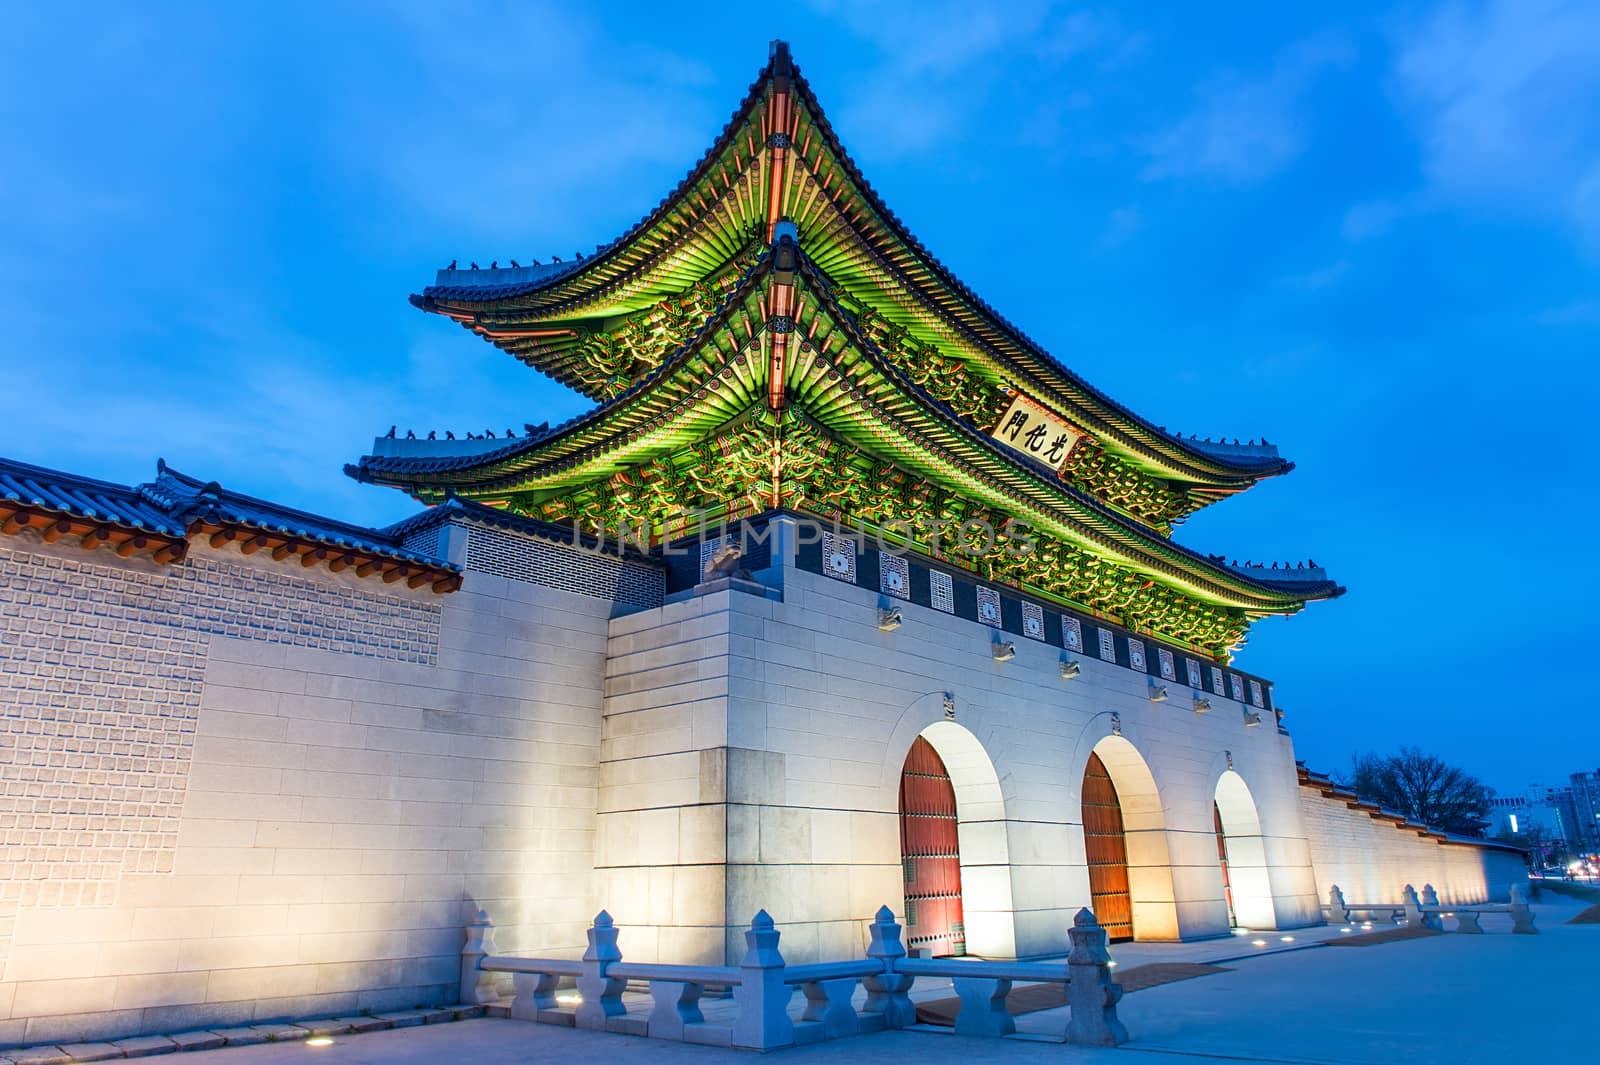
[304,1038,335,1047]
[1251,939,1268,947]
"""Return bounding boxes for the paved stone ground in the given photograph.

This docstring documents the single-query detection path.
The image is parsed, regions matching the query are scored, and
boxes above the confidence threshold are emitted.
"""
[133,894,1594,1065]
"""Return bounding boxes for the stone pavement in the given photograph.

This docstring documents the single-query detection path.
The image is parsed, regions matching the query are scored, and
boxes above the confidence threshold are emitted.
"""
[101,894,1595,1065]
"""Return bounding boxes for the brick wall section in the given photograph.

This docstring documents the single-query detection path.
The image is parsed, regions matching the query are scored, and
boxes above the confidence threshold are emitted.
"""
[1296,787,1525,906]
[0,530,612,1048]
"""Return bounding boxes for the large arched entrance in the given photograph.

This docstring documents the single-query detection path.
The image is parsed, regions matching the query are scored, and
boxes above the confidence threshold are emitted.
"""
[1213,770,1276,929]
[1078,734,1179,941]
[892,719,1013,957]
[1082,751,1133,940]
[899,736,964,955]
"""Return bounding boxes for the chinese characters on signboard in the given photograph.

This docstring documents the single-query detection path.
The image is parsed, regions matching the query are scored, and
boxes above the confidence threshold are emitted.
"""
[989,393,1082,472]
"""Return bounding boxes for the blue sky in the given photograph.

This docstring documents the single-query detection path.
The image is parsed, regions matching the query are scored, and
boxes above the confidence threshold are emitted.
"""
[4,2,1597,794]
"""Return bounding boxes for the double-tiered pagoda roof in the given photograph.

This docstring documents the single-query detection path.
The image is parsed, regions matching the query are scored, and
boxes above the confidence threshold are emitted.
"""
[351,42,1341,657]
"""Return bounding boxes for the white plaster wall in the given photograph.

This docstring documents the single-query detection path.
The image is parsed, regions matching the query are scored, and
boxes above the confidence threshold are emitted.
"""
[1297,788,1525,906]
[0,535,611,1047]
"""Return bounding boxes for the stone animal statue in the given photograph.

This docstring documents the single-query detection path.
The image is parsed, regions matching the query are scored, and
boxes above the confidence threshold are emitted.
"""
[705,543,751,580]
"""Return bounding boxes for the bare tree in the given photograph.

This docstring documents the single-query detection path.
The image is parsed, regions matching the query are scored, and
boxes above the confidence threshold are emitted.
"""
[1344,747,1494,836]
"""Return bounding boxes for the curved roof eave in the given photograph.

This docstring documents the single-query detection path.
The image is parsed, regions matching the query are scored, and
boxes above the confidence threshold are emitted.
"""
[402,44,1290,488]
[360,261,1339,610]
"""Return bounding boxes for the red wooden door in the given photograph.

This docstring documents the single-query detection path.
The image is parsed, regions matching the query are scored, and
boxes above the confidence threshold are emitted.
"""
[899,736,965,956]
[1214,803,1237,927]
[1082,752,1134,940]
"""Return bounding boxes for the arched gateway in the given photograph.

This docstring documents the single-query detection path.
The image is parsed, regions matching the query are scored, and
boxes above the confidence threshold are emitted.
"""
[898,736,964,955]
[1081,751,1133,940]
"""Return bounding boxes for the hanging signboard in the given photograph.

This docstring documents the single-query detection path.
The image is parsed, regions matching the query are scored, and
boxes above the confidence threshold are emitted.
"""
[988,392,1082,472]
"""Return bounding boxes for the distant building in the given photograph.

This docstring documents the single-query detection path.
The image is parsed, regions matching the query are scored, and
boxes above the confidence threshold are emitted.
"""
[1571,770,1600,848]
[1489,785,1575,863]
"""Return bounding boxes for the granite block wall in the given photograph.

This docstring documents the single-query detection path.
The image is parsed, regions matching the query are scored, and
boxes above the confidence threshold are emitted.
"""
[1297,787,1525,906]
[0,529,615,1047]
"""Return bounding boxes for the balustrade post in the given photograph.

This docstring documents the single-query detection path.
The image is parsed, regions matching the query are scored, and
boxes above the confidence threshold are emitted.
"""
[732,910,794,1050]
[1327,884,1348,923]
[863,905,916,1029]
[575,910,627,1030]
[460,909,497,1005]
[1402,884,1424,928]
[1064,908,1128,1047]
[1419,884,1443,930]
[1509,885,1538,934]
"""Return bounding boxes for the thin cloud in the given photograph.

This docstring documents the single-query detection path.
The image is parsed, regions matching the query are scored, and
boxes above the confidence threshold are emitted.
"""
[1394,0,1600,246]
[1531,298,1598,326]
[1342,199,1403,242]
[1140,37,1354,184]
[1281,261,1349,291]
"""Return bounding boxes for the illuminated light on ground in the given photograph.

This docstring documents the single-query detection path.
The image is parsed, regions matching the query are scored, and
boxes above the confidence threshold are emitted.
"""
[557,993,582,1005]
[1232,928,1251,936]
[1251,939,1267,947]
[1107,960,1118,967]
[1280,936,1295,942]
[1340,928,1353,933]
[304,1038,335,1048]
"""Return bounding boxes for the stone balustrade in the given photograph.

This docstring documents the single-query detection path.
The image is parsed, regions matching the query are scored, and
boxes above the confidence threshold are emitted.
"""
[1323,885,1404,925]
[459,904,1128,1049]
[1323,883,1538,935]
[1403,883,1538,935]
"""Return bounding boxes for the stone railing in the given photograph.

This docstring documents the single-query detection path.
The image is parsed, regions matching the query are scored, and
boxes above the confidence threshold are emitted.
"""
[1324,883,1537,934]
[1322,885,1404,925]
[1403,883,1537,935]
[460,905,1127,1049]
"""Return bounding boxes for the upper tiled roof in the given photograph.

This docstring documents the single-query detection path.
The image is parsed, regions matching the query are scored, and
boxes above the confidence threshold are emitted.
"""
[144,461,454,570]
[0,456,187,537]
[1296,764,1518,853]
[1,454,458,587]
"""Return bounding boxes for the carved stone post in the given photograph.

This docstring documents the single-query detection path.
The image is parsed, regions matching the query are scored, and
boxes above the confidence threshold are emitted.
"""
[1509,885,1538,934]
[575,910,626,1030]
[1065,908,1128,1047]
[460,909,497,1005]
[1402,884,1423,928]
[732,910,794,1050]
[863,905,916,1029]
[1418,885,1443,930]
[1327,884,1349,923]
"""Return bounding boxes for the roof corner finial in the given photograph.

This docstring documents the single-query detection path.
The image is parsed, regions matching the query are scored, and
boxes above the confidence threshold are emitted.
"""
[769,39,793,83]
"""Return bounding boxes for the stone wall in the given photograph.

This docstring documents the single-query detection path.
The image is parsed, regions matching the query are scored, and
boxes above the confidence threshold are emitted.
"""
[1296,787,1526,906]
[597,531,1325,965]
[0,527,617,1047]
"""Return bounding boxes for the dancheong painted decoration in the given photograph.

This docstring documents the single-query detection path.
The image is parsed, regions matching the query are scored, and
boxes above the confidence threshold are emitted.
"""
[349,41,1343,659]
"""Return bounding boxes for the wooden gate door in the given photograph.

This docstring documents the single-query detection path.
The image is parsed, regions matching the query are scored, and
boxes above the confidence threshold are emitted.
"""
[1214,803,1237,927]
[899,736,965,956]
[1082,751,1134,940]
